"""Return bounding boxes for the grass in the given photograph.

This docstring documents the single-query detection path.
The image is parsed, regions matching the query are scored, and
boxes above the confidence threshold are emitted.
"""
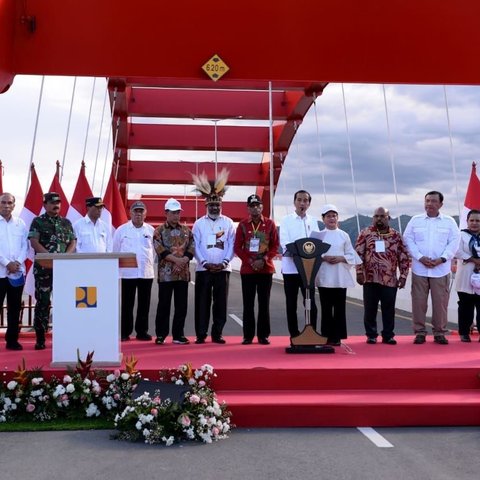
[0,417,114,432]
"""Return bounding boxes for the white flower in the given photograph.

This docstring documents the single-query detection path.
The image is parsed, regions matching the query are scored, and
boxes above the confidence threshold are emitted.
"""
[121,373,130,380]
[175,379,184,386]
[135,421,142,430]
[31,377,43,386]
[106,373,116,383]
[188,378,196,386]
[143,428,151,438]
[53,385,66,398]
[66,384,75,393]
[162,436,174,447]
[6,381,17,390]
[83,378,92,387]
[85,403,100,417]
[63,375,72,383]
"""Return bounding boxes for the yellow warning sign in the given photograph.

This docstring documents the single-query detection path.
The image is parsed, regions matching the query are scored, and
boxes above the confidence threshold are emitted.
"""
[202,54,230,82]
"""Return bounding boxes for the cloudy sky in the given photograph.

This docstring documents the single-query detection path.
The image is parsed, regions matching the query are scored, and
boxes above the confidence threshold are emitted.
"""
[0,76,479,223]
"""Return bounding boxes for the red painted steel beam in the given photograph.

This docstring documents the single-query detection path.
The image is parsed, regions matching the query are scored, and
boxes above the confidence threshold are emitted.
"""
[125,88,308,120]
[127,124,271,152]
[2,0,480,94]
[126,161,269,186]
[0,0,15,93]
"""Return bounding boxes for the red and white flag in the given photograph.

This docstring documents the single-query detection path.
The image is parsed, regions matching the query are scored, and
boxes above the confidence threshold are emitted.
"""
[102,167,128,237]
[47,160,70,217]
[66,161,93,225]
[460,162,480,229]
[19,164,44,297]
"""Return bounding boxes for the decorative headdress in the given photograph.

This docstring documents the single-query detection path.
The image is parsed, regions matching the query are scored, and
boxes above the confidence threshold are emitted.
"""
[191,168,229,204]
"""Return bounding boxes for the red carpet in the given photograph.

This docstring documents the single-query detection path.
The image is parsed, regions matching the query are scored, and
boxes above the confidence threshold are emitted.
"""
[2,333,480,427]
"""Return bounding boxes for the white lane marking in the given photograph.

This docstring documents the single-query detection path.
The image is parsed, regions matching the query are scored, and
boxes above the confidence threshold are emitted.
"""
[229,314,243,326]
[357,427,394,448]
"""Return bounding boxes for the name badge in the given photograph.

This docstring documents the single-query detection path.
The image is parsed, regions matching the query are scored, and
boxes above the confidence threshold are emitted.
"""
[375,240,386,253]
[249,238,260,252]
[207,234,217,247]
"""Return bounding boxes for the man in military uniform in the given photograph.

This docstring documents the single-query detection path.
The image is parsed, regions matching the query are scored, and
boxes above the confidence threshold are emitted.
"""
[29,192,76,350]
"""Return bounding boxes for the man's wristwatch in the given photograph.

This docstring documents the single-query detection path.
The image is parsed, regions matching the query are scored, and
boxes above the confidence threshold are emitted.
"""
[440,257,447,263]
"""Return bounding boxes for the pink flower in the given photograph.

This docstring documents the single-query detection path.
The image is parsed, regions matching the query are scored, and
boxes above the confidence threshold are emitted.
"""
[178,414,191,427]
[150,408,158,417]
[26,403,35,413]
[212,426,220,436]
[114,369,121,378]
[189,394,200,404]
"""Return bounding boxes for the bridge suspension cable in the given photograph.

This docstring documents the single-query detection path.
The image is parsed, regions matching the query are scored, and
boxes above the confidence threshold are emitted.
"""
[313,92,328,205]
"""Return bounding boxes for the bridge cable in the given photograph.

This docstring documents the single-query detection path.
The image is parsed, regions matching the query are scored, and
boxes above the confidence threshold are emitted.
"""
[92,81,109,192]
[382,85,402,233]
[313,92,328,204]
[25,76,45,197]
[60,77,77,181]
[80,78,97,168]
[443,85,461,219]
[341,84,361,236]
[100,86,118,194]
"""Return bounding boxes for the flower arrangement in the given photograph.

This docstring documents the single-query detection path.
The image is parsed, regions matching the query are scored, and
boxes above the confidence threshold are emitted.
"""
[0,355,233,446]
[112,363,232,445]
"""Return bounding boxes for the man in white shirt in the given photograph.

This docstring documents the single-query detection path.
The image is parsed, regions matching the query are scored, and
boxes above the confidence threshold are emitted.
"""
[74,197,112,253]
[403,191,460,344]
[113,201,155,342]
[193,196,235,344]
[0,193,28,350]
[280,190,320,338]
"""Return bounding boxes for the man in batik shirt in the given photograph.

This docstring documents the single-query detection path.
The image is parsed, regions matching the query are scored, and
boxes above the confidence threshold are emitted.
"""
[153,198,194,345]
[234,194,279,345]
[355,207,409,345]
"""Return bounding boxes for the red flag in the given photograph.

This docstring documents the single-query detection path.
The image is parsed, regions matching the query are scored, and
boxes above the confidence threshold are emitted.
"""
[66,161,94,225]
[102,167,128,236]
[460,162,480,229]
[48,160,70,217]
[19,164,44,297]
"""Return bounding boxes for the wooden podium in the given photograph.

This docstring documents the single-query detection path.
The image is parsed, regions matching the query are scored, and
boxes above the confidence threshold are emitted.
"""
[35,252,137,366]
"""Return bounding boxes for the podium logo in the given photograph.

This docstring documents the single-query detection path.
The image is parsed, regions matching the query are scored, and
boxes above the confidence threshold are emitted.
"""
[302,241,315,255]
[76,286,97,308]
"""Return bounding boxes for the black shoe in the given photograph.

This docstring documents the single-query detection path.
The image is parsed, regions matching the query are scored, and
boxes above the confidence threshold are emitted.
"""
[6,342,23,351]
[382,337,397,345]
[434,335,449,345]
[195,337,206,344]
[366,337,377,344]
[155,336,165,345]
[460,334,471,343]
[327,339,341,346]
[212,336,226,344]
[173,337,190,345]
[136,333,152,341]
[258,338,270,345]
[242,338,253,345]
[413,335,426,344]
[121,336,130,342]
[34,343,46,350]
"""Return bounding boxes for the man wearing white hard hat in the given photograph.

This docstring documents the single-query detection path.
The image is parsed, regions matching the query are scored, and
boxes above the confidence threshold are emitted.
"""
[153,198,194,345]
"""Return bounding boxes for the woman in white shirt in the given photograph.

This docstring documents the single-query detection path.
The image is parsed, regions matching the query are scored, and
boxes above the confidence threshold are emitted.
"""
[316,204,360,346]
[454,209,480,342]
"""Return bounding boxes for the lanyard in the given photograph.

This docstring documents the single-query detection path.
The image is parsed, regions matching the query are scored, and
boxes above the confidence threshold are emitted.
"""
[251,221,261,238]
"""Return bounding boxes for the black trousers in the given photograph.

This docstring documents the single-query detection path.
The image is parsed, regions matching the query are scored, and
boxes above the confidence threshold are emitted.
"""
[194,270,230,339]
[283,273,317,337]
[121,278,153,338]
[363,282,397,339]
[318,287,347,341]
[155,280,188,339]
[0,277,23,346]
[457,291,480,335]
[240,273,273,340]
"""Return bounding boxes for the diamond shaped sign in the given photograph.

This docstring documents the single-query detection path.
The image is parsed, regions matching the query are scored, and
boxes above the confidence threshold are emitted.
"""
[202,54,230,82]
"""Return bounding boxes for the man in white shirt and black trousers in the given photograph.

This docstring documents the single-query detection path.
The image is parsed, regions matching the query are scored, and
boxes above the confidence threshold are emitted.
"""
[0,193,28,350]
[280,190,320,338]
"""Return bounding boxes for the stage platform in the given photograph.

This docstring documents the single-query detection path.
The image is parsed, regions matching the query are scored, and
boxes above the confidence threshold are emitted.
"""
[1,333,479,428]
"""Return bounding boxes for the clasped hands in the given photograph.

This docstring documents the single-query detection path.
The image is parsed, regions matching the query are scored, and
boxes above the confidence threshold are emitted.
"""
[419,256,444,268]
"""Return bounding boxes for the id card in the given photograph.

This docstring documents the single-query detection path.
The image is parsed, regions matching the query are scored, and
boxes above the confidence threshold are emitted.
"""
[207,234,217,247]
[375,240,386,253]
[249,238,260,252]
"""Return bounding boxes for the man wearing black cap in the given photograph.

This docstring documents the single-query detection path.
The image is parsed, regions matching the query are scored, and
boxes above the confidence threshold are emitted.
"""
[74,197,112,253]
[0,193,29,350]
[234,194,279,345]
[113,201,155,342]
[29,192,76,350]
